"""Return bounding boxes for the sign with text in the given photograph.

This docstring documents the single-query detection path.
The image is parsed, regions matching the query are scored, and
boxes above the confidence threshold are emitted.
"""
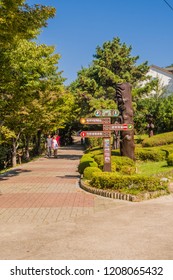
[94,109,119,117]
[103,123,133,131]
[103,138,111,172]
[80,131,111,138]
[80,117,111,125]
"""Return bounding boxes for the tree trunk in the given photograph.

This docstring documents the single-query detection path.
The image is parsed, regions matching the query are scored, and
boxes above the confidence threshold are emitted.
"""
[25,136,30,160]
[12,138,17,167]
[35,130,42,155]
[116,82,135,160]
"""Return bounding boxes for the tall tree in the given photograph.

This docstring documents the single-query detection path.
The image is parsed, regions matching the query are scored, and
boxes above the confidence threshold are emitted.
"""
[0,0,55,47]
[0,39,69,165]
[0,1,74,166]
[70,37,158,117]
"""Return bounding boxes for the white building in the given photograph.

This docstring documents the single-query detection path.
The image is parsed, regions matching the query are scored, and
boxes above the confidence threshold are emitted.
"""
[148,65,173,97]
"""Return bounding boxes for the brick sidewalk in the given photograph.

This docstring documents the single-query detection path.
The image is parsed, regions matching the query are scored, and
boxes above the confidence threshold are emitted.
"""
[1,141,173,260]
[0,143,97,224]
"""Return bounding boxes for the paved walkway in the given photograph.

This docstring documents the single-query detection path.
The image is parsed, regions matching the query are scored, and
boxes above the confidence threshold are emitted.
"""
[0,139,173,260]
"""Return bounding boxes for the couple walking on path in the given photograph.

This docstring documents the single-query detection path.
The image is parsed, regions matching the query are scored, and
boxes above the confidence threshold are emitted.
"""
[46,134,61,158]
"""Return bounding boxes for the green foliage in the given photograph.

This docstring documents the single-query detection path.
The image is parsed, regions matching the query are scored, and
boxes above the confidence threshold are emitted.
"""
[0,0,56,46]
[118,165,136,175]
[142,131,173,147]
[70,37,153,118]
[111,156,135,170]
[80,154,94,161]
[93,154,104,168]
[87,137,103,148]
[135,147,165,161]
[78,157,98,174]
[111,149,121,156]
[85,146,103,157]
[111,156,136,174]
[83,166,102,180]
[0,145,11,168]
[134,95,173,135]
[0,0,77,167]
[90,173,168,194]
[167,153,173,166]
[0,126,16,144]
[93,154,136,174]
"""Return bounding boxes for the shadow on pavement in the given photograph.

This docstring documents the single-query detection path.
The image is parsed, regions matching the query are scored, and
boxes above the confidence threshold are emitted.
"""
[56,175,80,179]
[0,168,32,181]
[45,155,82,160]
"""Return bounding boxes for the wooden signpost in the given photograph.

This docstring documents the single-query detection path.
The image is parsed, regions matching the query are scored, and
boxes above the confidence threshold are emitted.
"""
[80,131,111,138]
[80,117,111,125]
[94,109,119,117]
[80,110,133,172]
[103,123,133,131]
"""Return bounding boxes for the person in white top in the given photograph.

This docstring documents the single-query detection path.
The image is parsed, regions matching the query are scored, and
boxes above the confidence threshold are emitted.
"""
[52,135,58,158]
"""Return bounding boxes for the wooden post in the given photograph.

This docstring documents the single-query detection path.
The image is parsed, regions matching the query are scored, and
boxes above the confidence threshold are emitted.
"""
[116,83,135,160]
[103,138,111,172]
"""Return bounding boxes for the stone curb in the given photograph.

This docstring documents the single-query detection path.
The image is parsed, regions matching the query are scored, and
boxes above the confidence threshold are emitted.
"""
[80,179,169,202]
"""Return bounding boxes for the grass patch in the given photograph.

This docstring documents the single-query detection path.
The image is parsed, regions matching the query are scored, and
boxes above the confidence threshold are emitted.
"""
[136,161,173,177]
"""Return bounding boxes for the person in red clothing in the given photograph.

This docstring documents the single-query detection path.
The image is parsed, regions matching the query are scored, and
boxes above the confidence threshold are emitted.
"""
[52,136,58,158]
[55,134,61,146]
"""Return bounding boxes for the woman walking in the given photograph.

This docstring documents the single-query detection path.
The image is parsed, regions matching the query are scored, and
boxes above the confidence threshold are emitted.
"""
[52,136,58,158]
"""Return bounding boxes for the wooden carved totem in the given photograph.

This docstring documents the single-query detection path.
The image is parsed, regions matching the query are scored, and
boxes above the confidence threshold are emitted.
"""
[115,82,135,160]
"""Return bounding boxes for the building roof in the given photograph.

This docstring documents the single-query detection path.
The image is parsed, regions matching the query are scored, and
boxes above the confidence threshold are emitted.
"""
[150,65,173,76]
[164,67,173,74]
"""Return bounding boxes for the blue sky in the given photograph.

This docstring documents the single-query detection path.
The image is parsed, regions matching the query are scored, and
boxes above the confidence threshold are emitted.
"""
[27,0,173,85]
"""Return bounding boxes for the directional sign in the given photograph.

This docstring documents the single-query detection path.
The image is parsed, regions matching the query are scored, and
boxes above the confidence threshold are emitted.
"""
[80,131,111,138]
[80,117,111,125]
[103,138,111,162]
[103,123,133,131]
[94,109,119,117]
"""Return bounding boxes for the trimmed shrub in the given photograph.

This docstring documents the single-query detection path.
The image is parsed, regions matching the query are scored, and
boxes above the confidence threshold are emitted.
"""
[142,131,173,147]
[167,153,173,166]
[80,154,94,161]
[120,165,136,175]
[94,154,104,168]
[111,163,135,175]
[90,173,168,194]
[94,155,135,173]
[83,166,102,180]
[85,146,103,157]
[78,158,98,174]
[135,148,165,161]
[111,156,135,171]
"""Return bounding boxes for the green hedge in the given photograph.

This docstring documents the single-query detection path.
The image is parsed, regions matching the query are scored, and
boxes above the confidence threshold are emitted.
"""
[90,172,168,194]
[83,166,102,180]
[85,146,103,156]
[111,156,135,170]
[78,156,98,174]
[93,155,104,168]
[94,155,135,173]
[142,131,173,147]
[135,148,165,161]
[94,155,136,174]
[80,154,94,161]
[167,153,173,166]
[111,162,136,175]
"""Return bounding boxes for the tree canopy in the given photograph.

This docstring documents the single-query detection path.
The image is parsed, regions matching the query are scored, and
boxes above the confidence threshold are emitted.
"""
[70,37,158,117]
[0,0,55,46]
[0,0,75,167]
